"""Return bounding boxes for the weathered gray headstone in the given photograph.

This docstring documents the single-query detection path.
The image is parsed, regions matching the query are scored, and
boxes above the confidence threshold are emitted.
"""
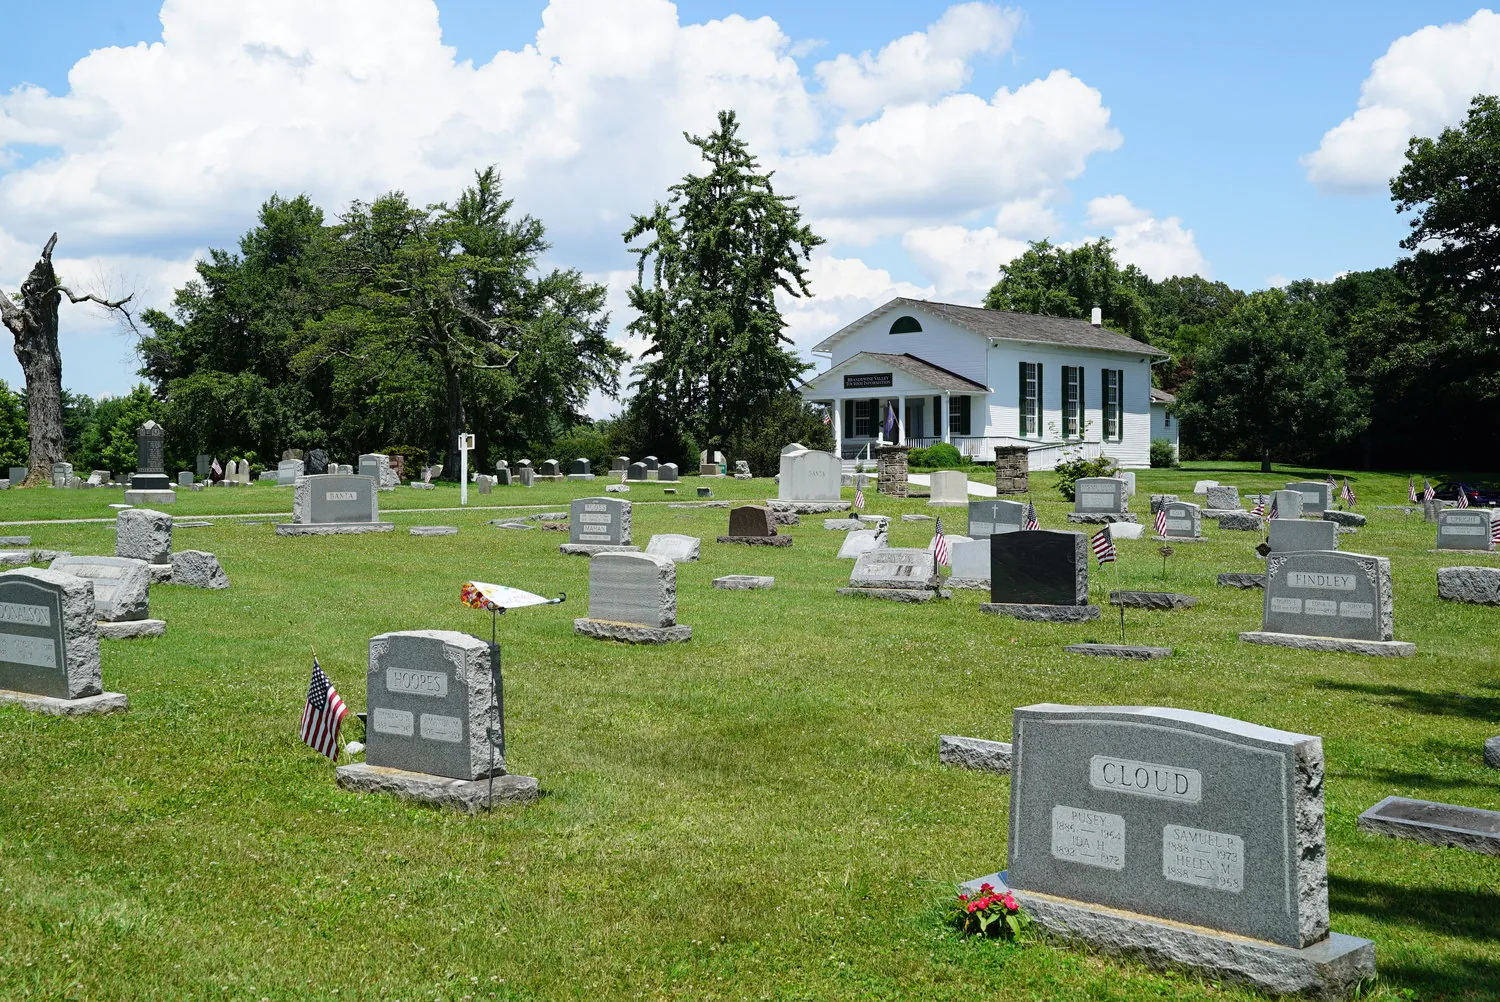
[177,471,193,487]
[9,467,27,485]
[626,462,648,482]
[1160,501,1202,539]
[929,470,968,506]
[52,461,74,488]
[1267,489,1304,520]
[563,497,633,555]
[990,704,1373,996]
[968,499,1024,538]
[645,533,700,562]
[1437,566,1500,605]
[1285,481,1331,514]
[0,568,115,707]
[837,548,941,601]
[610,456,629,474]
[1436,509,1493,551]
[49,556,149,621]
[364,630,501,780]
[658,463,679,483]
[1243,550,1413,655]
[196,454,211,478]
[170,550,230,589]
[574,552,690,642]
[1073,477,1126,515]
[1267,518,1337,553]
[279,475,391,535]
[358,453,396,490]
[836,529,884,560]
[777,448,841,502]
[1204,485,1241,510]
[947,538,991,589]
[116,508,172,565]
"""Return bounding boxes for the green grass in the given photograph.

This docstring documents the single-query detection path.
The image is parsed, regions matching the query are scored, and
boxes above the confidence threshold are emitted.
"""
[0,463,1495,1001]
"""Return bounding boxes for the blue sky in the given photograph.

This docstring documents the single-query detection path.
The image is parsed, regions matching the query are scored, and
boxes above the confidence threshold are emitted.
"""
[1,1,1496,404]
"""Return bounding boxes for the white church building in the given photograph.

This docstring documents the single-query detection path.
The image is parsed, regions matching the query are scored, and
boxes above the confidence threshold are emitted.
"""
[798,298,1172,470]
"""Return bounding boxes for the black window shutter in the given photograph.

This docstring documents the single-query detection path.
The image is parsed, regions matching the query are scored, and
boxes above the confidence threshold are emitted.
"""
[843,399,854,433]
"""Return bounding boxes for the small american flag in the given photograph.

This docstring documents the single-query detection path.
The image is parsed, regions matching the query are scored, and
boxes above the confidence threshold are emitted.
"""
[1340,478,1356,507]
[822,410,831,425]
[1268,495,1280,521]
[933,516,950,567]
[1154,507,1168,536]
[1458,484,1471,509]
[1326,473,1337,490]
[1408,477,1418,504]
[1423,479,1436,501]
[1090,527,1116,566]
[210,456,222,478]
[1492,515,1500,546]
[300,658,349,761]
[1251,497,1266,517]
[1023,501,1039,531]
[854,480,865,509]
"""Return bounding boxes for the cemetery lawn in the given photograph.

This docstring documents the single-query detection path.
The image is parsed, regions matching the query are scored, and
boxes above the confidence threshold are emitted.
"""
[0,464,1495,1001]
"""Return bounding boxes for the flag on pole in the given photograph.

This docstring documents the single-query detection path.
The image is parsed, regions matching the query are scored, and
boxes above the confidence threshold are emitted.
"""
[1492,515,1500,547]
[1154,507,1168,537]
[932,516,950,567]
[299,658,349,761]
[210,456,222,479]
[854,480,865,509]
[1251,497,1266,517]
[1340,478,1357,507]
[1326,473,1337,489]
[1090,527,1116,566]
[822,409,831,425]
[1423,479,1436,501]
[1268,495,1279,521]
[1408,477,1418,504]
[1458,484,1470,509]
[1023,500,1039,530]
[883,403,897,440]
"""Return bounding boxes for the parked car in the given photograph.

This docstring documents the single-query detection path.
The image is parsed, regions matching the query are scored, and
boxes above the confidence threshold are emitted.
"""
[1432,482,1500,507]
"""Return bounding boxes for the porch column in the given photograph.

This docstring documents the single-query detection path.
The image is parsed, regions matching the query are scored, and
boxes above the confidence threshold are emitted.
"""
[897,394,907,445]
[942,391,951,444]
[831,399,842,458]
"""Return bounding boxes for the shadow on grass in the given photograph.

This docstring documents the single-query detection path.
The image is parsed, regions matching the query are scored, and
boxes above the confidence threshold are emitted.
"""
[1369,954,1500,1001]
[1332,875,1500,945]
[1314,681,1500,722]
[1330,768,1497,794]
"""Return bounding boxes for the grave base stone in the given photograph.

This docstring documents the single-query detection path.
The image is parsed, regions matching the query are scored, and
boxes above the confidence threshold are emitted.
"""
[835,586,949,603]
[1322,510,1366,528]
[572,618,693,643]
[1437,566,1500,604]
[0,688,128,716]
[1064,643,1173,659]
[1217,573,1266,589]
[979,603,1100,622]
[1484,736,1500,770]
[717,535,792,547]
[1107,591,1197,610]
[410,526,458,536]
[963,873,1375,1000]
[336,763,538,812]
[1217,511,1262,531]
[1239,631,1415,657]
[559,543,639,556]
[123,489,177,506]
[1151,535,1206,543]
[1357,796,1500,857]
[768,500,849,514]
[939,735,1012,774]
[98,619,166,639]
[276,522,394,536]
[1066,512,1139,524]
[170,551,229,589]
[712,575,774,590]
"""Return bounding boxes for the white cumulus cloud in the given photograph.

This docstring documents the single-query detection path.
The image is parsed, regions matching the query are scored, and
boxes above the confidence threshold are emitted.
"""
[1083,195,1207,280]
[1302,8,1500,193]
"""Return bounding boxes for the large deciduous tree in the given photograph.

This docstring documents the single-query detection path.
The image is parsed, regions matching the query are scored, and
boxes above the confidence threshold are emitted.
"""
[983,239,1153,340]
[1,235,136,485]
[1174,290,1367,471]
[624,110,823,457]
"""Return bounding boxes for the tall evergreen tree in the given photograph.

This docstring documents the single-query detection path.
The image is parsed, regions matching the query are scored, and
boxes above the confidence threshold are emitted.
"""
[624,110,823,456]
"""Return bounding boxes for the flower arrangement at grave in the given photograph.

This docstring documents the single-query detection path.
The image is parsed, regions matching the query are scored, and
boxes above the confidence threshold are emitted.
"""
[949,884,1028,939]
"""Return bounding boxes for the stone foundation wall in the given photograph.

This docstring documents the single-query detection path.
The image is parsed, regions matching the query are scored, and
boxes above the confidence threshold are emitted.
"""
[877,446,908,498]
[994,446,1029,494]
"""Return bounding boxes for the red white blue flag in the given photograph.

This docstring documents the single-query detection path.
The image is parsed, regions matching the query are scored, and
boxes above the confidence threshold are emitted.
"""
[1090,527,1116,566]
[933,516,950,567]
[299,658,349,762]
[1154,507,1168,536]
[1023,501,1039,530]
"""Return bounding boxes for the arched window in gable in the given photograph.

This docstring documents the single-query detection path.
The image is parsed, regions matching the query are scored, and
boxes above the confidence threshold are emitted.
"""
[889,315,922,335]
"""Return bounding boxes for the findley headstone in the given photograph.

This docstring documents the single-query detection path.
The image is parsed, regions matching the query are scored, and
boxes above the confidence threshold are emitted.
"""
[0,567,125,714]
[987,703,1374,997]
[277,474,393,535]
[1285,481,1331,515]
[561,497,635,555]
[1436,509,1493,551]
[1267,518,1337,554]
[837,548,942,602]
[1242,550,1413,655]
[574,552,691,643]
[968,499,1025,539]
[981,530,1097,621]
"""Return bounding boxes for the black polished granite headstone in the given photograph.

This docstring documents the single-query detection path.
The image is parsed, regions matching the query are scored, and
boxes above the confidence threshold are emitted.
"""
[990,530,1089,606]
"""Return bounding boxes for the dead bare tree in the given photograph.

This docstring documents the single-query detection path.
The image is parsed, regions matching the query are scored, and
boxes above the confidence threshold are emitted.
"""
[0,234,136,486]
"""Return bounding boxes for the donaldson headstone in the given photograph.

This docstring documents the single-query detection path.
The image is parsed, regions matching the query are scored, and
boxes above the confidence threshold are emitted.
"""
[1436,509,1493,551]
[991,703,1374,996]
[1243,550,1413,655]
[929,470,969,507]
[777,448,841,503]
[1160,501,1202,540]
[574,552,691,642]
[561,497,635,555]
[276,458,305,486]
[1286,481,1331,515]
[968,499,1025,539]
[837,547,942,601]
[277,474,392,535]
[1267,518,1337,554]
[0,567,124,714]
[982,530,1097,621]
